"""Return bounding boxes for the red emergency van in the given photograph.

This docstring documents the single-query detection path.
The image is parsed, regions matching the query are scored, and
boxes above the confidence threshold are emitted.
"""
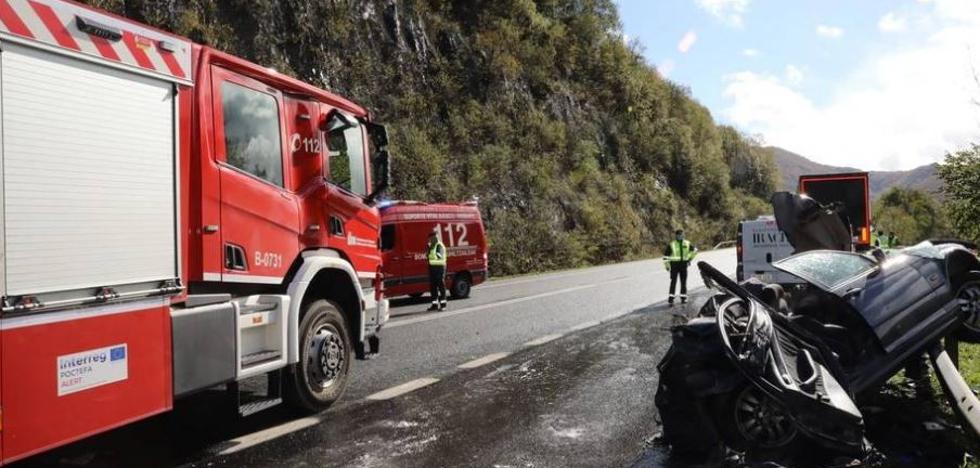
[381,201,489,299]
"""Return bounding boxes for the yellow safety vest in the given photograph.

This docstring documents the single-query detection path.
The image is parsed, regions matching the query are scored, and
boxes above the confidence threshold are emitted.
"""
[427,241,447,266]
[663,239,697,268]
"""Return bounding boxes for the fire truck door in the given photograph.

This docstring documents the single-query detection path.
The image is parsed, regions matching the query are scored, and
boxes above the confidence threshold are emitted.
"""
[211,67,300,284]
[322,107,382,283]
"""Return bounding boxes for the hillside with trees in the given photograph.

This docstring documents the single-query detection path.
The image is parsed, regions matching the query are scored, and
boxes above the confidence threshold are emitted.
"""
[85,0,778,275]
[770,147,941,199]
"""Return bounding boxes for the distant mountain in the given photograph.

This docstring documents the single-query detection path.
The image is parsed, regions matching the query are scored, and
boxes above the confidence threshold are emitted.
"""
[769,147,942,199]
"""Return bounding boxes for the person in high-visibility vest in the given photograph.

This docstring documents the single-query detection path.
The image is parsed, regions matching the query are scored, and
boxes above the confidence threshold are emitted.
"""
[663,229,698,306]
[872,230,884,249]
[888,231,899,249]
[426,230,448,311]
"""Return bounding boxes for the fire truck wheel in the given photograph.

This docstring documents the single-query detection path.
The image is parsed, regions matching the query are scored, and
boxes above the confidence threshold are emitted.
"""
[286,300,351,412]
[451,274,472,299]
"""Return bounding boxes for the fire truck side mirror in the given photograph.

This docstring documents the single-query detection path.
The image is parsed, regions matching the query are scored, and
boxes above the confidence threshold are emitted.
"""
[367,148,390,205]
[366,122,389,148]
[320,109,356,132]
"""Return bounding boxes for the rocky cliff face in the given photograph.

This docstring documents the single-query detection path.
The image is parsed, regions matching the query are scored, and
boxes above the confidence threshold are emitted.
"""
[84,0,777,274]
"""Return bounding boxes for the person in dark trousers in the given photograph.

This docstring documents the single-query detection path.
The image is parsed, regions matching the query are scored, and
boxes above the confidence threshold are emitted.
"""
[663,229,698,306]
[888,231,899,249]
[426,231,448,311]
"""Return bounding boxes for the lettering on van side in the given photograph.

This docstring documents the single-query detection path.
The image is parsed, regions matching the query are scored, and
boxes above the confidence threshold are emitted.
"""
[750,231,788,245]
[411,245,478,261]
[434,223,469,247]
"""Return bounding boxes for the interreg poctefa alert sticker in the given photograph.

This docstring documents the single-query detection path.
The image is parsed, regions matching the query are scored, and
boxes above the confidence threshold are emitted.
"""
[57,344,129,396]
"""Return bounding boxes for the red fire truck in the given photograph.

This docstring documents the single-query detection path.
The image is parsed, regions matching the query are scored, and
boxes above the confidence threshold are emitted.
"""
[380,201,488,299]
[0,0,390,462]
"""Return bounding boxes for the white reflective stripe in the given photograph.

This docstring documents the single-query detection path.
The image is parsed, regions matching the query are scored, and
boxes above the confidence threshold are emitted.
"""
[9,1,48,41]
[356,271,375,279]
[0,297,167,330]
[202,272,221,282]
[222,274,282,285]
[143,40,170,74]
[49,4,97,57]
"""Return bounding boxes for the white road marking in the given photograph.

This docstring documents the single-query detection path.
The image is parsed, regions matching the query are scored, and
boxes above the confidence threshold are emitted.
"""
[458,352,511,369]
[568,320,600,332]
[215,416,323,455]
[365,377,440,401]
[387,284,597,329]
[523,333,564,347]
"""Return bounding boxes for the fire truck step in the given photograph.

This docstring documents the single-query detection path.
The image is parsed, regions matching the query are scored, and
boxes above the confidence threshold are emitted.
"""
[241,350,281,367]
[239,396,283,417]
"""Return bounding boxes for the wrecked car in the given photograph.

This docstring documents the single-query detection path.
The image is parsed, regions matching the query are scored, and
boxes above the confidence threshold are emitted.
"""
[655,192,980,462]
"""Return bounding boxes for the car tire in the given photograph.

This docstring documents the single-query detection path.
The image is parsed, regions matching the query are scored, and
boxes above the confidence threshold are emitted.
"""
[451,274,472,299]
[709,384,798,452]
[955,282,980,343]
[285,300,351,412]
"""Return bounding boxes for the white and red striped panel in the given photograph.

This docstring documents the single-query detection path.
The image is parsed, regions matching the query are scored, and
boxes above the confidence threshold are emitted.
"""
[0,0,192,83]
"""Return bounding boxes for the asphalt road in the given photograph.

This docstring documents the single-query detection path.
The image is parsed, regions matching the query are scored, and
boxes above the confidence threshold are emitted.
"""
[17,249,736,468]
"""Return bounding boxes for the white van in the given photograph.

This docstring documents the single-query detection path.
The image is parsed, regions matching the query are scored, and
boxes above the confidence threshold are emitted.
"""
[736,216,802,284]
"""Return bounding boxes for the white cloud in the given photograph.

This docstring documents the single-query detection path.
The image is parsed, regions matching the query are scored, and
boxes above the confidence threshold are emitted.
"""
[678,31,698,53]
[742,48,760,57]
[816,24,844,38]
[659,59,676,77]
[722,15,980,170]
[878,12,908,32]
[784,64,804,86]
[695,0,750,28]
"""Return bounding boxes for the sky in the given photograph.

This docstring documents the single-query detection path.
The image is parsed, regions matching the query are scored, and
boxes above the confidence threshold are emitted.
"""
[614,0,980,171]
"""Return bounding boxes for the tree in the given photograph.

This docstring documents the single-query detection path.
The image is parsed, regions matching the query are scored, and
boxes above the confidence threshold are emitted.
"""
[937,145,980,243]
[872,187,948,244]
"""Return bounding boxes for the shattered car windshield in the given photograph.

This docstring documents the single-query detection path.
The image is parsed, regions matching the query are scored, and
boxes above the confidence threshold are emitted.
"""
[773,251,876,289]
[902,241,945,259]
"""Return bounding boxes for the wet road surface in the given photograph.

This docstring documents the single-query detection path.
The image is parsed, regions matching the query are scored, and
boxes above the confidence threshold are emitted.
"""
[204,298,700,468]
[16,251,736,468]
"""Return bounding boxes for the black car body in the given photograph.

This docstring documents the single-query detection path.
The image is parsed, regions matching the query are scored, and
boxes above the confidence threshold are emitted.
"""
[656,194,980,460]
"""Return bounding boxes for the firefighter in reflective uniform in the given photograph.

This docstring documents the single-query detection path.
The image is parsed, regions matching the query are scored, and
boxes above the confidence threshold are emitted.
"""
[663,229,698,306]
[426,231,448,311]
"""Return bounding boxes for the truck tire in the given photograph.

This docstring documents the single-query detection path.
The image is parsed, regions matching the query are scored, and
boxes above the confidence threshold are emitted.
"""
[286,300,351,412]
[451,274,472,299]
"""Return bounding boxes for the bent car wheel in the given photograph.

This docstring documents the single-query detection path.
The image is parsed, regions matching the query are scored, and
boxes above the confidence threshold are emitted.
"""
[955,283,980,343]
[713,385,798,451]
[286,300,352,412]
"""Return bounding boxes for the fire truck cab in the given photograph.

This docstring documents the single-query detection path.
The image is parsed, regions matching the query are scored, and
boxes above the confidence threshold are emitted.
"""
[0,0,389,462]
